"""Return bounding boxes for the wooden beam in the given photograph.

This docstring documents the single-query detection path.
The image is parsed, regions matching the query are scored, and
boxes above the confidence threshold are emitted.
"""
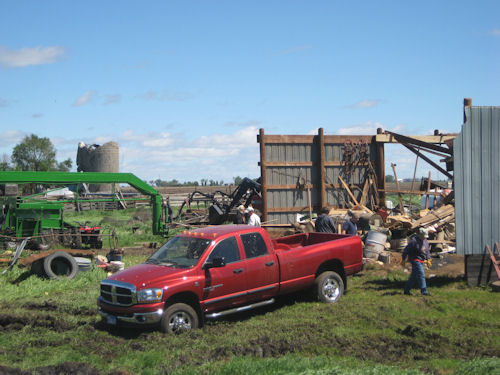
[319,128,326,209]
[359,178,370,207]
[375,134,457,144]
[261,134,374,144]
[391,163,404,211]
[338,176,359,206]
[262,161,370,167]
[380,189,444,196]
[401,143,454,179]
[384,131,453,155]
[259,128,268,222]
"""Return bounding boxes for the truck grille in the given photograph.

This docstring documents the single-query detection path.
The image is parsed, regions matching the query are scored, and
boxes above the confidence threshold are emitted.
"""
[100,280,137,306]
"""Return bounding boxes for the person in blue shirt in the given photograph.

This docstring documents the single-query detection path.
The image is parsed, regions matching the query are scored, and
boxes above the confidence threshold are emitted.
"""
[402,227,431,296]
[314,207,336,233]
[342,213,359,235]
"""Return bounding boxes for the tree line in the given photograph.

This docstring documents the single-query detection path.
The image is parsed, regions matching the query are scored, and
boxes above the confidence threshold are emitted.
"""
[1,134,72,172]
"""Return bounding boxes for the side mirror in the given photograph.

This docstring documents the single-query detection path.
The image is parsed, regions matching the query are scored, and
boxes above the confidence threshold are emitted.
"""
[203,257,226,269]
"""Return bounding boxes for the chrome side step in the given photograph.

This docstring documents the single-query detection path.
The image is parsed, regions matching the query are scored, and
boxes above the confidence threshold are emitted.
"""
[205,298,275,319]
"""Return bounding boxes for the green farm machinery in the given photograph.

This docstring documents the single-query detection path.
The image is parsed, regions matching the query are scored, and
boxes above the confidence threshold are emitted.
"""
[0,171,170,249]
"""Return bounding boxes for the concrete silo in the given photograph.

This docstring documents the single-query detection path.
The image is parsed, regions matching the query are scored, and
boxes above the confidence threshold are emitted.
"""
[77,141,119,192]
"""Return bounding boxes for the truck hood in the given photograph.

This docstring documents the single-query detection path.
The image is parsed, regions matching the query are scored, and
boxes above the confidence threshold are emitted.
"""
[107,263,193,289]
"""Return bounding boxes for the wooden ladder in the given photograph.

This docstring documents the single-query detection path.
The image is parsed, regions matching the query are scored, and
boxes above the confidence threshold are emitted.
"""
[485,242,500,280]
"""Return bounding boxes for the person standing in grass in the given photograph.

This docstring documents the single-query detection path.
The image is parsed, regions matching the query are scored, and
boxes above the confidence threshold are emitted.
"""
[402,227,431,296]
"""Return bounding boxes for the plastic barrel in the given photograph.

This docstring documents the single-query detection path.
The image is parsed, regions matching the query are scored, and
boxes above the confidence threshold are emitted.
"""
[364,231,387,259]
[74,257,91,272]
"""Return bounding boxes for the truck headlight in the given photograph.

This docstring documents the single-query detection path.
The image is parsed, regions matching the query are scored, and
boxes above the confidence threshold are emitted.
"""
[137,288,163,303]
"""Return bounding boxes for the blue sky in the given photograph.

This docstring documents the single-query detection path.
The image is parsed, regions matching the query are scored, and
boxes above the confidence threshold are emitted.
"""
[1,1,499,183]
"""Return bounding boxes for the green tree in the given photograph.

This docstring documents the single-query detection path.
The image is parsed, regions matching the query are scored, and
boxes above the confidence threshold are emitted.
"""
[233,176,242,185]
[0,154,11,171]
[11,134,72,171]
[385,175,395,183]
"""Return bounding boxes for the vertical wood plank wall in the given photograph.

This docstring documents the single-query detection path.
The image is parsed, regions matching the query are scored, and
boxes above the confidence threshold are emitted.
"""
[258,128,384,224]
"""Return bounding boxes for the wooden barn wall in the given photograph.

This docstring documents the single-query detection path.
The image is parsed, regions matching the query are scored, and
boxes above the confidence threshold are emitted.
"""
[258,129,378,224]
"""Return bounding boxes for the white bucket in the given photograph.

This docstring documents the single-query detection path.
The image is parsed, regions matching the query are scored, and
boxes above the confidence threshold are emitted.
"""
[364,231,387,258]
[110,261,125,271]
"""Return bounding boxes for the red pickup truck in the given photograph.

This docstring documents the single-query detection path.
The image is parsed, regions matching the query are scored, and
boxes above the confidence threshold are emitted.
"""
[98,225,363,333]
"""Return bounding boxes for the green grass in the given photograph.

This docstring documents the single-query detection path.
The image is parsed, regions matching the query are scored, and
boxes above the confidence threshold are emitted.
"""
[0,208,498,374]
[64,207,182,247]
[0,260,498,375]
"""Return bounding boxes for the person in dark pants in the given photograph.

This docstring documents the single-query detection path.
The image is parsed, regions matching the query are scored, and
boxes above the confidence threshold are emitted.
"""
[342,212,359,235]
[402,228,431,296]
[314,207,336,233]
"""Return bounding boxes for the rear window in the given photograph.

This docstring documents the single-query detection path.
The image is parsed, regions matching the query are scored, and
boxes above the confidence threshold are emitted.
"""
[240,232,268,259]
[207,236,240,264]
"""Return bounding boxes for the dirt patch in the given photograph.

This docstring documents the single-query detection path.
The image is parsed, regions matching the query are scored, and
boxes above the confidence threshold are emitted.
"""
[0,313,81,333]
[34,362,100,375]
[22,301,58,311]
[0,366,31,375]
[370,252,465,278]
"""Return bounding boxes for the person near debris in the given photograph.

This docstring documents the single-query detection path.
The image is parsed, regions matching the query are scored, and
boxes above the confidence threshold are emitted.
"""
[234,205,246,224]
[342,213,359,235]
[314,207,336,233]
[246,206,261,227]
[402,227,431,296]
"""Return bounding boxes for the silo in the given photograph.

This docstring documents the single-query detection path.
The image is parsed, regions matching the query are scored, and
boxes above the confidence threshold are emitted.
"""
[93,142,119,192]
[76,141,119,192]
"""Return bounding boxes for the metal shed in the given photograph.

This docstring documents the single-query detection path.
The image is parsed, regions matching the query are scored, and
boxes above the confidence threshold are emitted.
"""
[453,101,500,285]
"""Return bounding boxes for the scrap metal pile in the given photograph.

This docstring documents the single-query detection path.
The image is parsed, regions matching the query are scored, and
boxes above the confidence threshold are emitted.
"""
[172,177,261,227]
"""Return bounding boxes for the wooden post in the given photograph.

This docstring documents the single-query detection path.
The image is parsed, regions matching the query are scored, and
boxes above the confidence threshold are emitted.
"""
[391,163,404,212]
[258,128,268,222]
[408,151,419,213]
[375,128,385,205]
[318,128,326,210]
[425,171,431,209]
[463,98,472,123]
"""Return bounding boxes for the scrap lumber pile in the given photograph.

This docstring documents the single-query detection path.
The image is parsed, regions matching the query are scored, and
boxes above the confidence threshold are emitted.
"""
[386,200,456,253]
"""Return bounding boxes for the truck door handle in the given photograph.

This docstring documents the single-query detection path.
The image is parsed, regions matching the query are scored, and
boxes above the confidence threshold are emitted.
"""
[233,268,243,274]
[265,261,274,267]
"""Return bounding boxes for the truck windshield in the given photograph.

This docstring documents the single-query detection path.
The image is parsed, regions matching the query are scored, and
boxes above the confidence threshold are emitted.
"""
[146,236,211,268]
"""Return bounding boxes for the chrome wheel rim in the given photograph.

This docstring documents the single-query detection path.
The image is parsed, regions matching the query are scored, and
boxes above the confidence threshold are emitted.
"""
[322,277,340,302]
[168,311,192,332]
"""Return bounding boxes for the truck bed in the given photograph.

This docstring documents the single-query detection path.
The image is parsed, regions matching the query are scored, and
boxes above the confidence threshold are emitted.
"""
[271,232,363,295]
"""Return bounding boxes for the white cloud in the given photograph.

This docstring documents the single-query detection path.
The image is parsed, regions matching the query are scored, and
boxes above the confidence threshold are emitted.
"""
[337,121,405,135]
[345,100,381,109]
[114,126,260,181]
[0,130,25,147]
[0,45,66,68]
[490,29,500,36]
[73,91,97,107]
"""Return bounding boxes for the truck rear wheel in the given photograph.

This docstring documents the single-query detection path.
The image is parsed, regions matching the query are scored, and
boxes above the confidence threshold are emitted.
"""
[314,271,344,303]
[161,303,199,334]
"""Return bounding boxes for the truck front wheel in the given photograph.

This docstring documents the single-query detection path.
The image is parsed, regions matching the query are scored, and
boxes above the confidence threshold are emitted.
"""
[314,271,344,303]
[161,303,199,333]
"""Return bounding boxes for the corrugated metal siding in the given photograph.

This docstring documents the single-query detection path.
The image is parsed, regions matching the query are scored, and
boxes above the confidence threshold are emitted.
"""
[264,140,376,224]
[454,106,500,255]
